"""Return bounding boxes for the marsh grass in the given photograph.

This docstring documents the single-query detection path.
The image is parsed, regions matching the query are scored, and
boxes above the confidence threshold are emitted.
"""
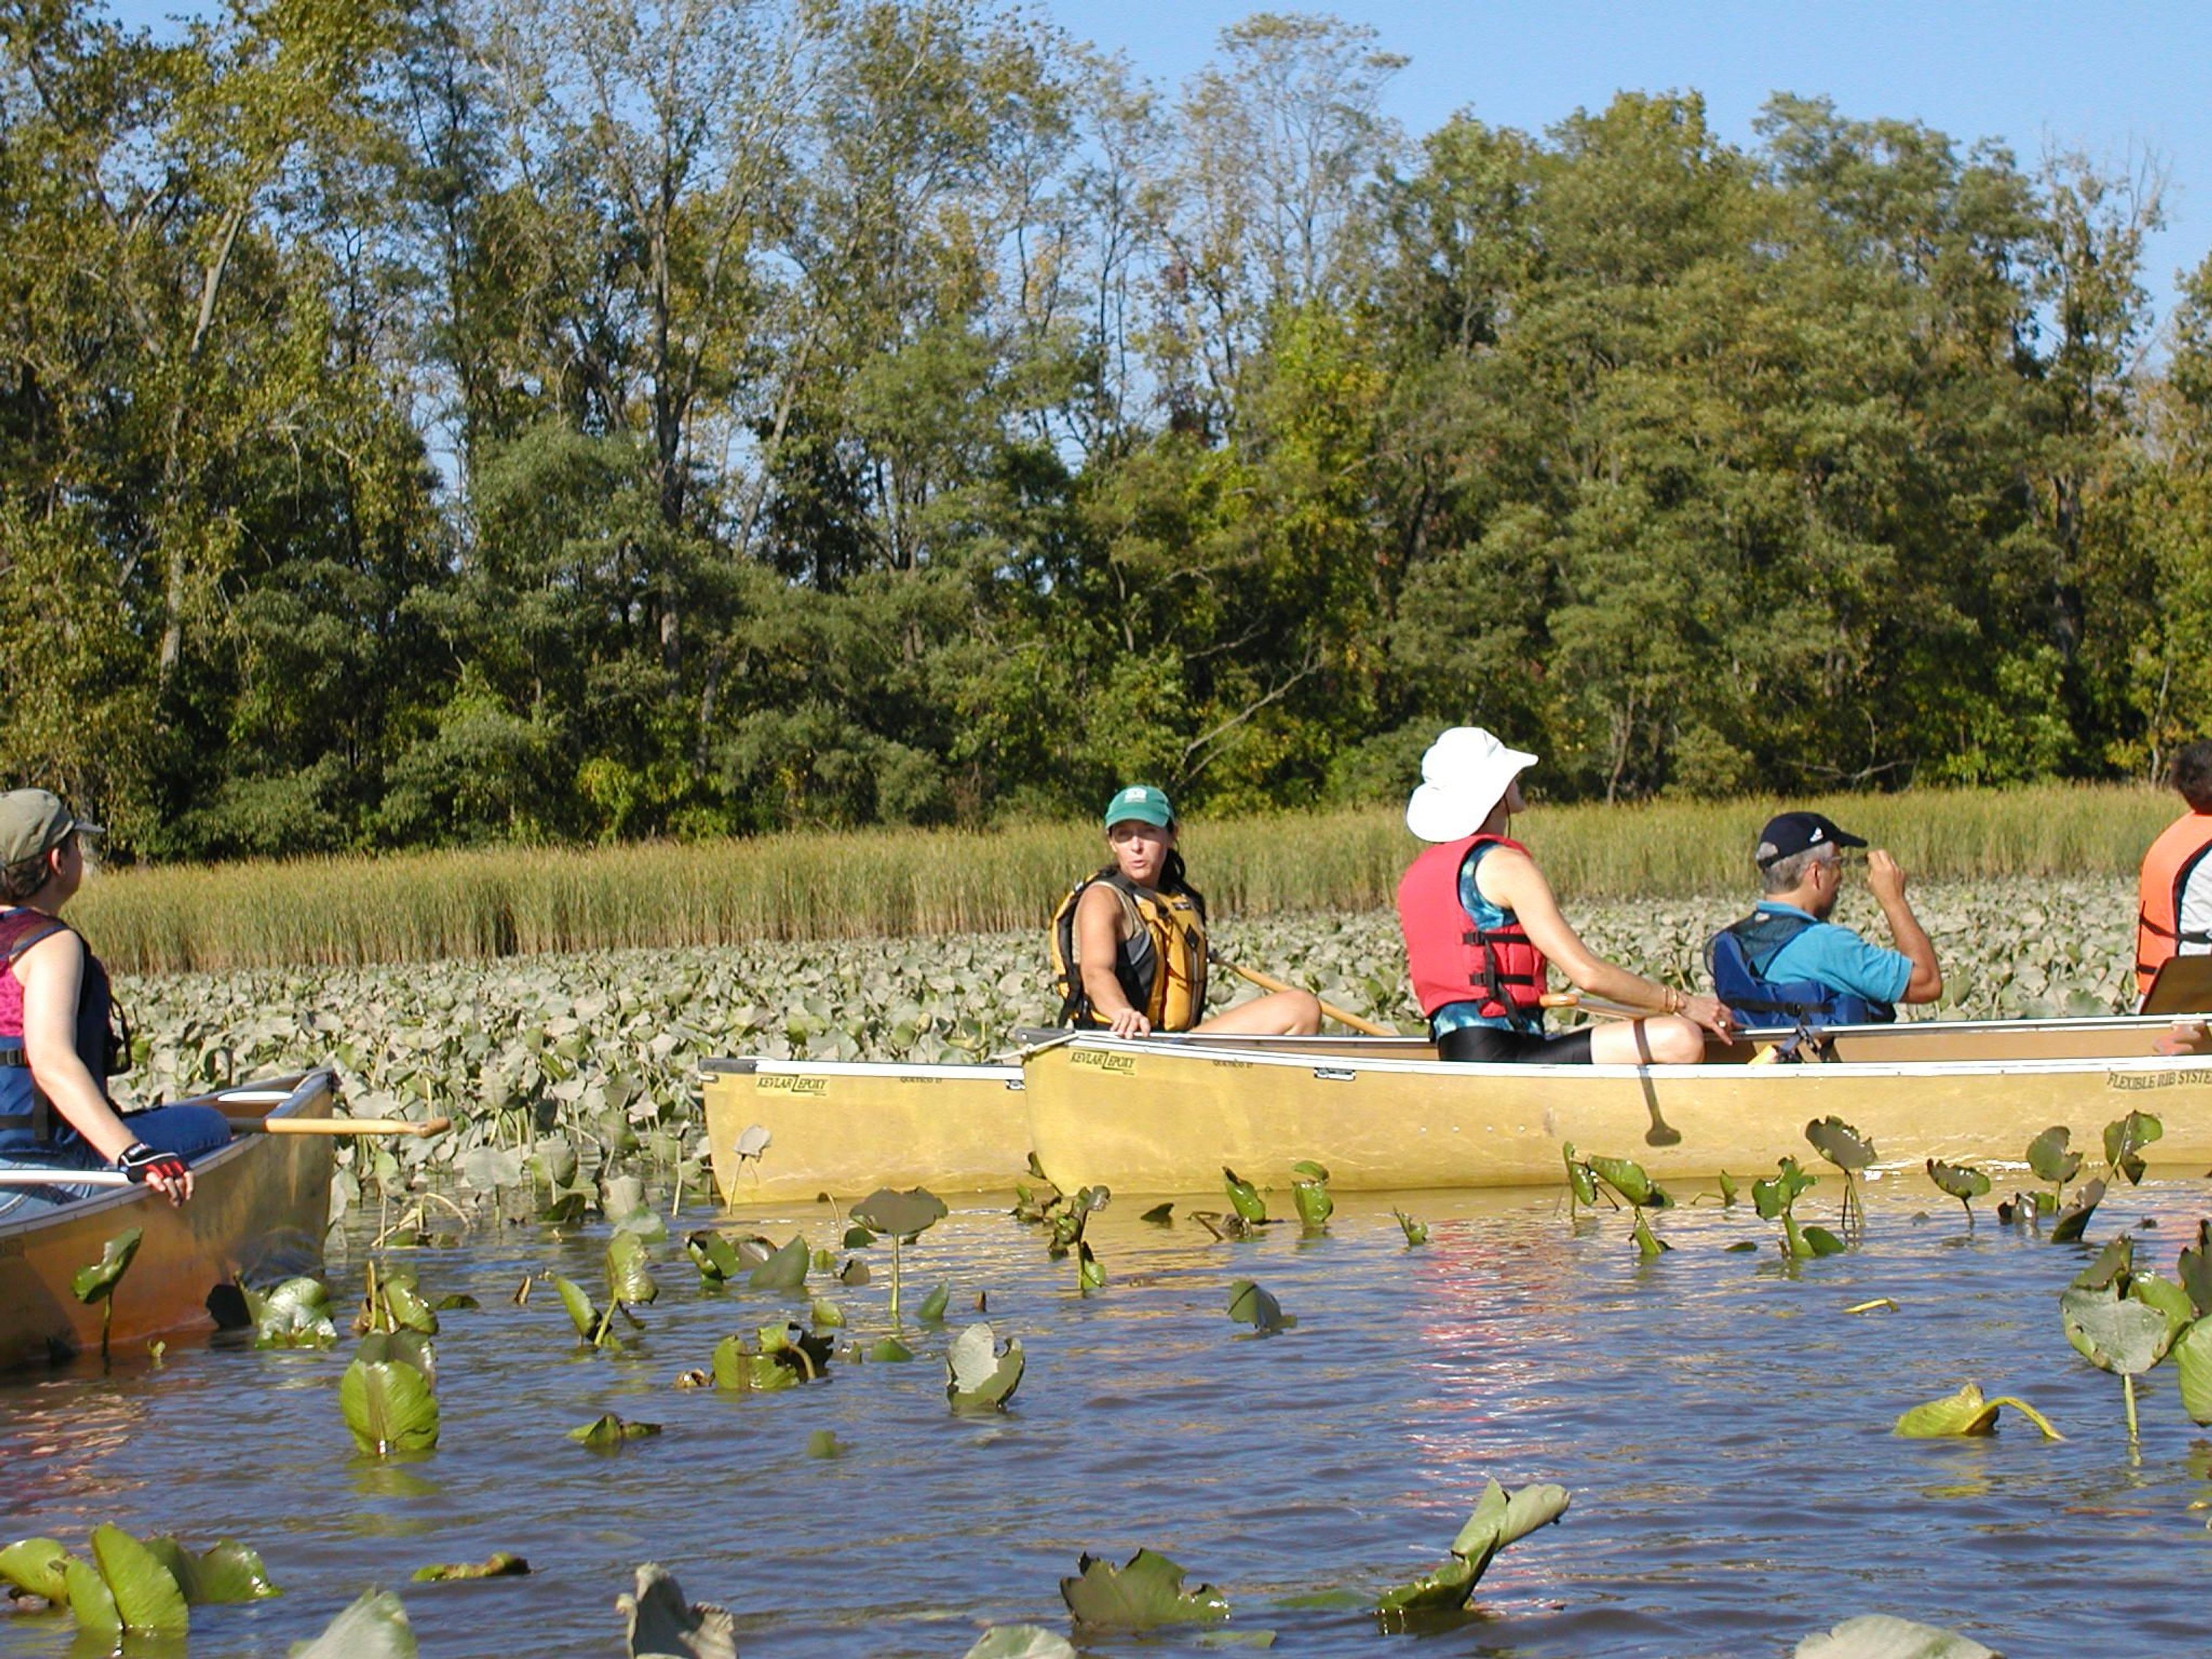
[78,783,2176,974]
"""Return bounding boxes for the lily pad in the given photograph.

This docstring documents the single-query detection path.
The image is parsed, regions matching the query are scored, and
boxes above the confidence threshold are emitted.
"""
[0,1538,71,1603]
[1806,1116,1876,1172]
[1585,1153,1666,1209]
[570,1414,663,1449]
[145,1537,282,1604]
[965,1627,1078,1659]
[805,1430,844,1459]
[1222,1166,1267,1223]
[2061,1284,2177,1375]
[1377,1479,1570,1614]
[2051,1176,2108,1243]
[1060,1548,1229,1628]
[1227,1279,1293,1332]
[554,1277,612,1346]
[747,1236,810,1292]
[1562,1142,1598,1207]
[945,1321,1024,1413]
[1792,1613,1997,1658]
[1291,1176,1334,1230]
[340,1342,441,1456]
[71,1228,143,1305]
[1392,1209,1429,1245]
[1800,1225,1848,1257]
[2173,1317,2212,1425]
[917,1282,951,1322]
[1893,1382,2062,1440]
[1141,1203,1174,1225]
[1753,1158,1817,1220]
[618,1563,737,1659]
[685,1231,743,1283]
[410,1553,529,1582]
[851,1185,948,1238]
[249,1277,338,1348]
[2177,1219,2212,1315]
[84,1524,187,1634]
[2027,1126,2082,1186]
[869,1336,915,1362]
[607,1232,658,1306]
[1925,1160,1990,1203]
[289,1588,418,1658]
[2104,1109,2164,1184]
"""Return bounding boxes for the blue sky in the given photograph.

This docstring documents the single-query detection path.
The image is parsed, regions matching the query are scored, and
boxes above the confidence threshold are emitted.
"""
[100,0,2212,328]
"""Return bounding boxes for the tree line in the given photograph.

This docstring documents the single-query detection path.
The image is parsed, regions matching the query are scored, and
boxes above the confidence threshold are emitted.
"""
[3,0,2208,857]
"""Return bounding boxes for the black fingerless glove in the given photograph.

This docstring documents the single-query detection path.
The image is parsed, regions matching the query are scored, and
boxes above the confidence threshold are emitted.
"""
[116,1141,189,1185]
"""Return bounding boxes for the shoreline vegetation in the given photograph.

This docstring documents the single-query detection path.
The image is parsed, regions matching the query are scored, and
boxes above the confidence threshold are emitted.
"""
[82,783,2172,975]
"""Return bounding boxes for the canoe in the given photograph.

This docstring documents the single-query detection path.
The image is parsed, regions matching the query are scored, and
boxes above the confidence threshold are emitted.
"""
[701,1015,2212,1201]
[1022,1017,2212,1194]
[702,1056,1031,1205]
[0,1071,336,1370]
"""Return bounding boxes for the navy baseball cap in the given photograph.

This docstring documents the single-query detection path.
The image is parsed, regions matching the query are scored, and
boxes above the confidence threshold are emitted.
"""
[1754,811,1866,868]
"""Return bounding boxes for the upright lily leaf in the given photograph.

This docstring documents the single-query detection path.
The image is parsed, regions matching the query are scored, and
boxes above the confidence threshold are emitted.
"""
[2174,1318,2212,1425]
[1227,1279,1293,1332]
[383,1279,440,1335]
[2103,1110,2164,1184]
[686,1231,743,1283]
[917,1281,951,1321]
[710,1335,797,1393]
[1222,1166,1267,1224]
[1800,1225,1847,1257]
[1393,1209,1429,1245]
[1630,1210,1670,1259]
[2069,1235,2134,1291]
[1561,1143,1597,1207]
[63,1556,119,1633]
[1925,1161,1990,1205]
[607,1232,658,1306]
[2051,1176,2107,1243]
[945,1321,1024,1413]
[1059,1549,1229,1628]
[340,1347,441,1456]
[1753,1158,1816,1219]
[0,1538,70,1603]
[88,1524,188,1634]
[747,1236,810,1291]
[289,1588,418,1659]
[1792,1613,1997,1658]
[1140,1203,1174,1225]
[619,1563,737,1659]
[1806,1116,1876,1172]
[1291,1178,1333,1230]
[1377,1479,1569,1613]
[251,1277,338,1349]
[732,1124,771,1164]
[71,1228,143,1305]
[2026,1126,2082,1187]
[2178,1220,2212,1316]
[851,1186,948,1238]
[2061,1285,2176,1375]
[1585,1154,1665,1208]
[1717,1170,1739,1207]
[1892,1382,2062,1440]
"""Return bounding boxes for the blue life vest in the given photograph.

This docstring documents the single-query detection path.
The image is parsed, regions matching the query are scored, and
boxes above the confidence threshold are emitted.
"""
[1705,911,1896,1028]
[0,909,127,1152]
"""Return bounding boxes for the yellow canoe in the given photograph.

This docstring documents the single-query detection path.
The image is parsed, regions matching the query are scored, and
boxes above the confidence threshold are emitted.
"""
[0,1071,336,1370]
[705,1016,2212,1201]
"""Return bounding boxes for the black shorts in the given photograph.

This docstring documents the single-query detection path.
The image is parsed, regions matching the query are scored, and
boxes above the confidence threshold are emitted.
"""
[1435,1024,1596,1065]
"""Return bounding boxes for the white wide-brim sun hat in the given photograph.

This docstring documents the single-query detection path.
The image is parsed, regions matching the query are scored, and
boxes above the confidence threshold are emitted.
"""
[1404,727,1539,843]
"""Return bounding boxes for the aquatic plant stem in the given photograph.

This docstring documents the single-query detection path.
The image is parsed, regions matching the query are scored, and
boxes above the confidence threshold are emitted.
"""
[888,1235,903,1325]
[2125,1373,2140,1449]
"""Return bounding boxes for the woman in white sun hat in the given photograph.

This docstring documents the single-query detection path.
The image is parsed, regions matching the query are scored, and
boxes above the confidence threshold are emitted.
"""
[1396,729,1735,1064]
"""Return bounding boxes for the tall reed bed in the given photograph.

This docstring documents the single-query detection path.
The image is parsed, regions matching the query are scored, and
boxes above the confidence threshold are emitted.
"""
[78,784,2176,974]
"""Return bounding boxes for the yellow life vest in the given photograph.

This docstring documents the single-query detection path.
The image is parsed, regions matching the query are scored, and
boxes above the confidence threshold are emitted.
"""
[1050,865,1209,1031]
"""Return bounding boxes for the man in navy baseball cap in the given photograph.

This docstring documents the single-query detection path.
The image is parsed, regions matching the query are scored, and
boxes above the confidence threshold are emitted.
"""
[1707,809,1942,1027]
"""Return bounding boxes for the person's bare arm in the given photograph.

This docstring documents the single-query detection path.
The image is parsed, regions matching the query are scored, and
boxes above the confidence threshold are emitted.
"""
[1477,849,1735,1039]
[18,931,191,1200]
[1865,850,1942,1003]
[1074,884,1148,1037]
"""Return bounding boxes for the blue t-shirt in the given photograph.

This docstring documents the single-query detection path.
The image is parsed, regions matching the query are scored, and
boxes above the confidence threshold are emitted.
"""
[1752,901,1913,1005]
[1431,843,1541,1037]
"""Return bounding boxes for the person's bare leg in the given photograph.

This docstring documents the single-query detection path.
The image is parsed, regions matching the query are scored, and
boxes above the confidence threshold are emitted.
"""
[1589,1015,1707,1066]
[1194,990,1323,1036]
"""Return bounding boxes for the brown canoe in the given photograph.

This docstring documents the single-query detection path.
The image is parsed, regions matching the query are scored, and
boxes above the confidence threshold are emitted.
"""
[0,1071,336,1370]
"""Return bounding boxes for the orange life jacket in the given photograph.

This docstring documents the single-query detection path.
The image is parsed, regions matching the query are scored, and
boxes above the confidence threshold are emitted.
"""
[2136,811,2212,1001]
[1396,834,1549,1024]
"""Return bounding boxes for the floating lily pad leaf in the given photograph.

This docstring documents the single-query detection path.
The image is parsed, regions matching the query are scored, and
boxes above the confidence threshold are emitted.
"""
[1753,1158,1817,1220]
[964,1626,1077,1659]
[410,1553,529,1582]
[0,1538,71,1603]
[1925,1161,1990,1203]
[71,1228,143,1305]
[838,1257,870,1287]
[2051,1176,2107,1243]
[88,1524,187,1634]
[1585,1154,1665,1208]
[553,1276,609,1344]
[1141,1203,1174,1225]
[433,1294,480,1312]
[289,1588,418,1659]
[805,1430,844,1459]
[1562,1143,1597,1207]
[1227,1279,1293,1332]
[1222,1166,1267,1224]
[2104,1109,2164,1184]
[851,1186,948,1238]
[1377,1480,1569,1615]
[2061,1285,2177,1375]
[2173,1318,2212,1425]
[917,1281,950,1322]
[1393,1209,1429,1245]
[1806,1116,1876,1172]
[2027,1126,2082,1186]
[251,1276,338,1348]
[1791,1613,1997,1658]
[869,1336,914,1362]
[619,1563,737,1659]
[1291,1179,1333,1230]
[341,1348,441,1456]
[543,1191,589,1226]
[811,1298,845,1328]
[384,1279,440,1334]
[1801,1225,1848,1257]
[1196,1633,1275,1649]
[748,1236,810,1291]
[142,1536,281,1604]
[1060,1548,1230,1628]
[2069,1235,2133,1291]
[607,1232,658,1306]
[710,1335,796,1392]
[570,1414,662,1449]
[2177,1221,2212,1316]
[945,1321,1024,1413]
[1893,1382,2063,1440]
[685,1232,743,1283]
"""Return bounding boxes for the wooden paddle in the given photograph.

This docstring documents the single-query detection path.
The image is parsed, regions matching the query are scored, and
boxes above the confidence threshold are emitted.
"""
[1212,956,1395,1037]
[223,1115,452,1137]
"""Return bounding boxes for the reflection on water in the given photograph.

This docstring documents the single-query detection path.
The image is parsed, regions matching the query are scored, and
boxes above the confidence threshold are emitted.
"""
[3,1179,2209,1657]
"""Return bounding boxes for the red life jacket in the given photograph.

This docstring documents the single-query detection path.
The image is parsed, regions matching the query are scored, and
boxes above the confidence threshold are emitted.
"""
[1396,834,1549,1021]
[2136,811,2212,1000]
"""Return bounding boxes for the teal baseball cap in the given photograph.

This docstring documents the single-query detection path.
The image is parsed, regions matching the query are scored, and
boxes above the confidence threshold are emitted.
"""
[1103,784,1173,829]
[0,789,100,866]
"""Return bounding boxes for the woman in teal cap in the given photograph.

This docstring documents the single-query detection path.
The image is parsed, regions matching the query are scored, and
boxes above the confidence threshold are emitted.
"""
[1051,785,1321,1038]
